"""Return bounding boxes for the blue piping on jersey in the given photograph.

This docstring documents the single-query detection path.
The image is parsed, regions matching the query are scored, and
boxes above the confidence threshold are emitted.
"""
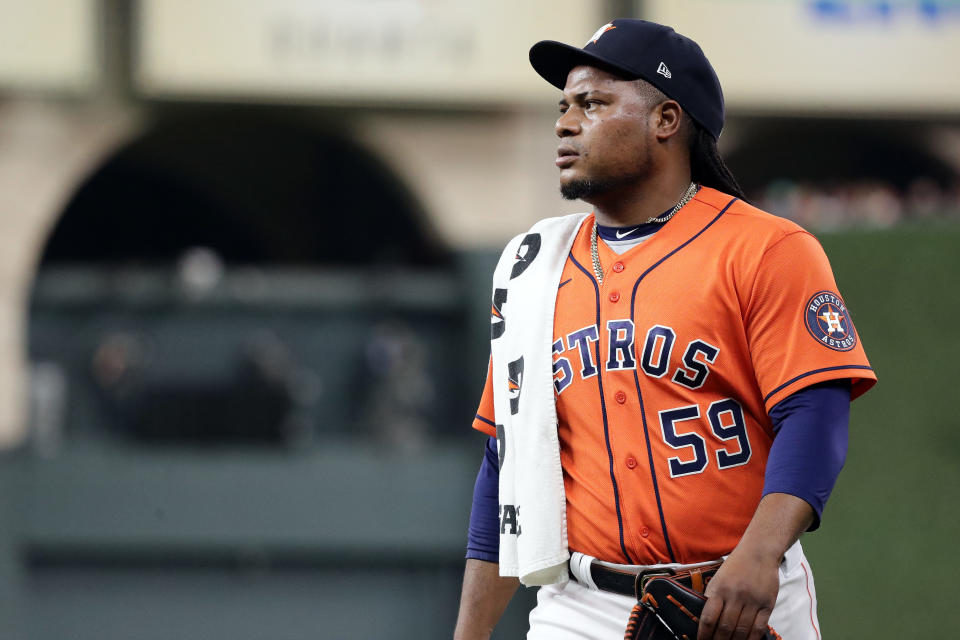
[569,252,635,565]
[475,413,497,428]
[628,196,738,563]
[763,365,874,404]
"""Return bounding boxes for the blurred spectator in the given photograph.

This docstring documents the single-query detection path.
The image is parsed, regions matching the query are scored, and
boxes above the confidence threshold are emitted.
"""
[358,321,435,453]
[176,246,225,299]
[90,329,318,446]
[906,177,947,219]
[758,177,960,230]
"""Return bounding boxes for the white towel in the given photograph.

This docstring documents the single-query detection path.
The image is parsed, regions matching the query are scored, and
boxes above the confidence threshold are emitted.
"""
[490,212,589,586]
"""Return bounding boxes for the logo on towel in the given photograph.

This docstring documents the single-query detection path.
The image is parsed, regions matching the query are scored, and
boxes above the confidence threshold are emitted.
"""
[496,424,507,469]
[510,233,541,279]
[499,504,522,535]
[491,288,508,339]
[804,290,857,352]
[508,356,524,415]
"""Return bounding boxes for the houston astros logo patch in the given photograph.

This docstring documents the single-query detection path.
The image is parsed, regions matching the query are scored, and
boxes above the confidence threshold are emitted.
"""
[804,291,856,352]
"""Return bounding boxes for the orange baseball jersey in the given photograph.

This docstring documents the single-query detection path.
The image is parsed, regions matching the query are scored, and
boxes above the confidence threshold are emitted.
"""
[473,186,876,566]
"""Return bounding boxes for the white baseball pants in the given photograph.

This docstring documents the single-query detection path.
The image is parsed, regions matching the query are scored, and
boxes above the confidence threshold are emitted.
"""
[527,541,821,640]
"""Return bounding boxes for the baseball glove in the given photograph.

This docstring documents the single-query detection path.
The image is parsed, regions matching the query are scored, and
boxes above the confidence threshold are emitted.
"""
[623,575,782,640]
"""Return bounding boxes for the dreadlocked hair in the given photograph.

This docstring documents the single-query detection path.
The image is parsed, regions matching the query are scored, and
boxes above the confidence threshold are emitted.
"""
[631,79,748,202]
[688,122,749,203]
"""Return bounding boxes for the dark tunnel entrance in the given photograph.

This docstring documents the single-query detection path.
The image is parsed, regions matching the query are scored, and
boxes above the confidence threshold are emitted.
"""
[728,120,956,192]
[29,111,466,451]
[41,112,449,267]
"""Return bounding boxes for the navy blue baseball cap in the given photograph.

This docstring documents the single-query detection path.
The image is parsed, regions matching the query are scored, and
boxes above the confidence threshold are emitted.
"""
[529,19,725,139]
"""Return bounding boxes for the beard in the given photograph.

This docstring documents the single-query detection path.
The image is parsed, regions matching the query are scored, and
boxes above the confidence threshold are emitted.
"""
[560,174,638,201]
[559,149,653,202]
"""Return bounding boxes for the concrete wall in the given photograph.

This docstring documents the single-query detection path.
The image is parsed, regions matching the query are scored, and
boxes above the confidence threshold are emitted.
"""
[0,100,141,447]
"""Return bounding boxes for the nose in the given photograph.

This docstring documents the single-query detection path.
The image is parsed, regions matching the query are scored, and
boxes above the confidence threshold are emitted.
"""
[555,109,580,138]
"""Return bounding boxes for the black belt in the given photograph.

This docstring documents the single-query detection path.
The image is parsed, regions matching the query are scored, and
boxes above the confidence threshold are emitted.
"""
[575,561,721,598]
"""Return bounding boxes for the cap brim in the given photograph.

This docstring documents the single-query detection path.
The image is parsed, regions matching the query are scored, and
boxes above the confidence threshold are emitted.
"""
[529,40,639,90]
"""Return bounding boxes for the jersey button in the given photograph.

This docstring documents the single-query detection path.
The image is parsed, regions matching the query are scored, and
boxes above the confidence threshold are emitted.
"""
[612,262,625,273]
[625,456,637,469]
[609,291,620,302]
[614,391,626,404]
[640,526,650,538]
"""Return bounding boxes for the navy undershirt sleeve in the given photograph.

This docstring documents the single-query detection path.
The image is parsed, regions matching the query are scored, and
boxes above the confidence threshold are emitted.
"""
[763,380,851,531]
[465,436,500,562]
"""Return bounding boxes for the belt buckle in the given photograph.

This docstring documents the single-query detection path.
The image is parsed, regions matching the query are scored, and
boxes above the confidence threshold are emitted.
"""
[633,568,673,600]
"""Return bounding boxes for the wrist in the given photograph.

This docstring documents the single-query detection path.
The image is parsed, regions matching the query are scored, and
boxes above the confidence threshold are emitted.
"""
[729,492,814,566]
[731,532,789,567]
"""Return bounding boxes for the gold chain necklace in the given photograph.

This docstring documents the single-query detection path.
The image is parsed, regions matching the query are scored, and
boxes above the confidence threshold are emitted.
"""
[590,182,699,285]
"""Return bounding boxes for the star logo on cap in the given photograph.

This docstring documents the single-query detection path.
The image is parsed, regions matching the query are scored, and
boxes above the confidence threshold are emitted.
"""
[587,23,616,45]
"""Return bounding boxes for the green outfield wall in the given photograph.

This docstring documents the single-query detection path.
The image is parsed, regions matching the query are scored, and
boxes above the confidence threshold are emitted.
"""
[803,226,960,639]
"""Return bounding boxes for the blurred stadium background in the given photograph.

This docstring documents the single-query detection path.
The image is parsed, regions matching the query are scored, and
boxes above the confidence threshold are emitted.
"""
[0,0,957,638]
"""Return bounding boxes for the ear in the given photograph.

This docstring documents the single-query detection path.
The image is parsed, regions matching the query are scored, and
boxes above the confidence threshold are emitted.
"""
[653,101,683,142]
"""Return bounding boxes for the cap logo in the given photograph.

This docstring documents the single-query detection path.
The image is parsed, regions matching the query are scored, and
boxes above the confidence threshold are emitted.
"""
[587,23,616,45]
[657,62,672,79]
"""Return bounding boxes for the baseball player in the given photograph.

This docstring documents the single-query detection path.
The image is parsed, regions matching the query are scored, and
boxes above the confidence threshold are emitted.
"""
[453,19,876,640]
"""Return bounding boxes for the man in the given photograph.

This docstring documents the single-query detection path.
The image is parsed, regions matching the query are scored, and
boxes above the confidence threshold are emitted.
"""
[454,19,875,640]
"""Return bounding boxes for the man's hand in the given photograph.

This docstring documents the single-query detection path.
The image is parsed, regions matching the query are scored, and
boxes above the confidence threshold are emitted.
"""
[696,492,815,640]
[697,545,779,640]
